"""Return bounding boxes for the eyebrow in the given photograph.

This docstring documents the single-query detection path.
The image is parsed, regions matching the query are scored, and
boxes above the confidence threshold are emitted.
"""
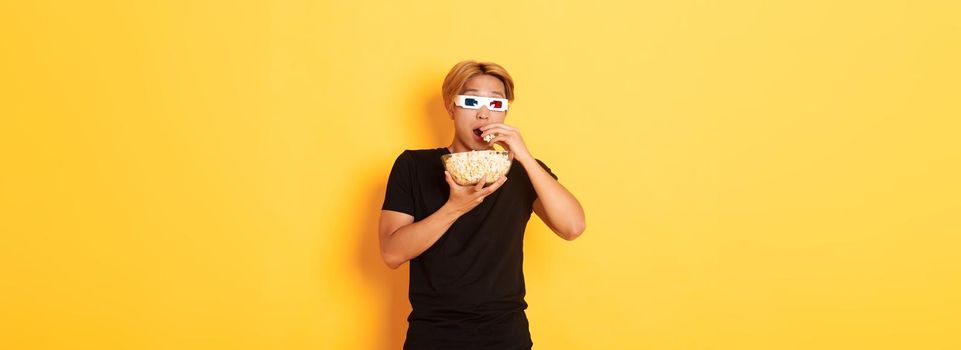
[462,89,505,98]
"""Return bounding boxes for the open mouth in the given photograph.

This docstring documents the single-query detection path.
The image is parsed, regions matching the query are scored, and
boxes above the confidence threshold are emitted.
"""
[472,127,496,143]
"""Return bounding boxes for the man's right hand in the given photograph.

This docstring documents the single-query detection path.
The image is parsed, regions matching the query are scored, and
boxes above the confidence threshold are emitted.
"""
[444,171,507,215]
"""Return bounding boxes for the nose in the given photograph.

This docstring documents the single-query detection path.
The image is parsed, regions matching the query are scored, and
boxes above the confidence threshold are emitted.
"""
[476,107,490,120]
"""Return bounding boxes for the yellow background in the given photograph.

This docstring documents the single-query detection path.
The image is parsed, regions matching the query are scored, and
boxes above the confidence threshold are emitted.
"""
[2,0,959,349]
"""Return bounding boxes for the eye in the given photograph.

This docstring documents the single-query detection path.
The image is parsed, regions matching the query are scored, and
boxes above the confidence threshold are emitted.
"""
[490,100,503,109]
[464,98,479,107]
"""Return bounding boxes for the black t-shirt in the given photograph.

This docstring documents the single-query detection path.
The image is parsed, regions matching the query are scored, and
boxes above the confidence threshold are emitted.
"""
[382,147,557,350]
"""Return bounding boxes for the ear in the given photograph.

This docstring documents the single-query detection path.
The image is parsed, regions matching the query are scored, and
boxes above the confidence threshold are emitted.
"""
[446,104,454,119]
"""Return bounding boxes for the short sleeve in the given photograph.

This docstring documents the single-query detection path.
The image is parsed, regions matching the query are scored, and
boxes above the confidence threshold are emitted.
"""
[535,158,558,180]
[382,150,415,216]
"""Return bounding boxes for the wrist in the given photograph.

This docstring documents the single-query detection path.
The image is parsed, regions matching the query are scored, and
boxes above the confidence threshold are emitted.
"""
[516,153,537,167]
[441,201,468,217]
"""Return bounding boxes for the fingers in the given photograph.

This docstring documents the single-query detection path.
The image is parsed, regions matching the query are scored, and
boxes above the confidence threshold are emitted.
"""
[480,123,516,133]
[473,177,486,192]
[481,128,515,141]
[481,125,520,146]
[446,171,506,203]
[487,134,508,145]
[480,175,508,195]
[444,171,459,188]
[483,132,514,148]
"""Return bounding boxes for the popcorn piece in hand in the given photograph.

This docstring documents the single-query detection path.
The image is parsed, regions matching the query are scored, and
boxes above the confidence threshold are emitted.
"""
[483,133,496,143]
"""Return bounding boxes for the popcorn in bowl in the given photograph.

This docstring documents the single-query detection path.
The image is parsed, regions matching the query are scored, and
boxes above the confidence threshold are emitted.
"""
[441,150,512,186]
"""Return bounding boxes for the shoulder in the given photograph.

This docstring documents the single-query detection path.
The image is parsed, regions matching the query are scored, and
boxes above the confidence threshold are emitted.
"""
[399,148,445,162]
[390,148,445,168]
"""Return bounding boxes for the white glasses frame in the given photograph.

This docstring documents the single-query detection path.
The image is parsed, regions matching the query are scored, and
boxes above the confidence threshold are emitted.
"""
[454,95,509,112]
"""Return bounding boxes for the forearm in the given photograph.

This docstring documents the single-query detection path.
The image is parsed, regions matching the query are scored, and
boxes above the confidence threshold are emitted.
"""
[382,203,464,268]
[520,156,586,238]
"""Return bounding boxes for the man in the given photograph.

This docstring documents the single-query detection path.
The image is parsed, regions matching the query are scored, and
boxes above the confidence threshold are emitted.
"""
[379,60,586,349]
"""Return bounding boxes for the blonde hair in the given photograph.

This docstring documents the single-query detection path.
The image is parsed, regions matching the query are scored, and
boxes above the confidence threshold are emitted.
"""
[441,60,515,112]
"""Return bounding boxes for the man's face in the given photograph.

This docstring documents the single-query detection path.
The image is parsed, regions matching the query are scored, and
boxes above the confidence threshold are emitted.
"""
[448,74,508,151]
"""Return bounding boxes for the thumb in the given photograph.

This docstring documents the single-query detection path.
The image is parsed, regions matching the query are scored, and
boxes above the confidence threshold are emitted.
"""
[443,171,456,187]
[473,176,486,192]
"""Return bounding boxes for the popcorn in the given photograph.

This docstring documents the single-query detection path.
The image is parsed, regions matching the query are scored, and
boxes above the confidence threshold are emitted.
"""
[483,133,496,143]
[442,150,511,186]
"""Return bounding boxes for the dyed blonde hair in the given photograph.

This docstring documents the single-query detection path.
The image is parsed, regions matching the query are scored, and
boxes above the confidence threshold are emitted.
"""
[441,60,515,113]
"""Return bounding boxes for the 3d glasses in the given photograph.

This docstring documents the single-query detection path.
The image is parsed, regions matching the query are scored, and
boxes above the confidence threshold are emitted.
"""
[455,95,509,112]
